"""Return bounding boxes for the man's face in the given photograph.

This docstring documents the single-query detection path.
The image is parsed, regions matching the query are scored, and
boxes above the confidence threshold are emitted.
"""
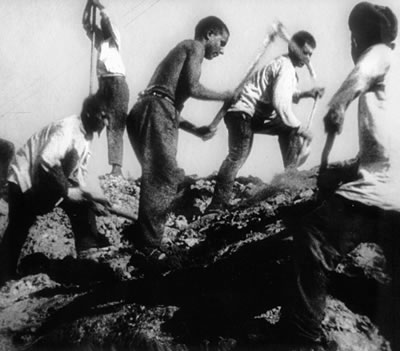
[86,109,108,135]
[204,30,229,60]
[95,110,109,135]
[293,42,314,67]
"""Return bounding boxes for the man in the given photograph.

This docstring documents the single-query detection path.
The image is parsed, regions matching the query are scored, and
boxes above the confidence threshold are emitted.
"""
[0,95,111,286]
[83,0,129,177]
[127,16,233,258]
[208,31,324,211]
[280,3,399,350]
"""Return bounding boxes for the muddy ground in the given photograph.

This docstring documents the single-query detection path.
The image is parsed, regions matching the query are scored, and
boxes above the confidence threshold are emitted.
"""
[0,165,394,351]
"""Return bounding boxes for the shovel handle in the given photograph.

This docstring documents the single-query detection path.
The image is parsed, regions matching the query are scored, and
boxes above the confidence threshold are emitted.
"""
[320,132,336,171]
[89,3,97,95]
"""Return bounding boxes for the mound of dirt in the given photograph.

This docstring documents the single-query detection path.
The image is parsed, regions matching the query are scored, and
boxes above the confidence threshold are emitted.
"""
[0,166,394,351]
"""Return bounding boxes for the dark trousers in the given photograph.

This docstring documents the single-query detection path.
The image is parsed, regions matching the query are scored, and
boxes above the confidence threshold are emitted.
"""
[127,95,183,248]
[0,183,99,285]
[283,194,400,348]
[98,76,130,167]
[211,112,296,208]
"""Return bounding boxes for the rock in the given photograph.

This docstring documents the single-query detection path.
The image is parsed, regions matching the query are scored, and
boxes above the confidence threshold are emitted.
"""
[0,167,395,351]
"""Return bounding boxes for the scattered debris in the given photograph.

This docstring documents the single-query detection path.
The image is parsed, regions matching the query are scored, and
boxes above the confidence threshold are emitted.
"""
[0,165,394,351]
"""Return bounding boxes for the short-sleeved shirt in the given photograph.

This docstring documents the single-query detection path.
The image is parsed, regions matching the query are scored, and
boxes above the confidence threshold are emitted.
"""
[331,44,400,211]
[8,115,92,193]
[229,55,301,129]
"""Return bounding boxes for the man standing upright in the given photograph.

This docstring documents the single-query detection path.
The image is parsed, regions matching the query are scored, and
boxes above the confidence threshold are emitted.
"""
[127,16,233,261]
[208,31,324,211]
[83,0,129,177]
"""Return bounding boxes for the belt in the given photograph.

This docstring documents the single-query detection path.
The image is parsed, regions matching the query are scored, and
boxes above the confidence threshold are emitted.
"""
[140,90,176,107]
[99,75,125,80]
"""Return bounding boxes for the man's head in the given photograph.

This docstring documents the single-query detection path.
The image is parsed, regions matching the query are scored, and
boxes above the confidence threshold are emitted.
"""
[288,31,316,68]
[81,94,108,135]
[349,2,398,61]
[195,16,230,60]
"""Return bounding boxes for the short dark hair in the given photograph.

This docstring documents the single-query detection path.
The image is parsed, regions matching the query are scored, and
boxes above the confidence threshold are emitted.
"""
[81,94,106,132]
[291,31,317,49]
[82,94,103,116]
[194,16,229,39]
[349,2,398,46]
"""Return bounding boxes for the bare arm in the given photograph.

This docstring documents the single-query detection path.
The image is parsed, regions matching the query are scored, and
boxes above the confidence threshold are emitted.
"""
[184,42,232,102]
[82,0,103,47]
[98,8,121,48]
[179,116,216,140]
[293,87,325,103]
[324,45,391,134]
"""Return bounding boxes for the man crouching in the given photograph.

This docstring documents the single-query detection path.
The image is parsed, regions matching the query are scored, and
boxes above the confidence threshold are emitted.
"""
[0,95,111,286]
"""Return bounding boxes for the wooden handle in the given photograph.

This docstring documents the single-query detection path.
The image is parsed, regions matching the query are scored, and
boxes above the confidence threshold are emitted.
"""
[89,4,97,95]
[320,132,336,171]
[208,25,279,130]
[305,97,318,130]
[209,102,230,130]
[107,207,137,222]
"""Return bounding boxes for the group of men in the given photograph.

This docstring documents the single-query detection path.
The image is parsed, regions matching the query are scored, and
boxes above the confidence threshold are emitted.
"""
[0,0,399,349]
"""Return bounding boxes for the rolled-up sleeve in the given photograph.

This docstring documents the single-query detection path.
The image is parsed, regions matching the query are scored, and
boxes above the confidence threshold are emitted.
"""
[37,127,71,196]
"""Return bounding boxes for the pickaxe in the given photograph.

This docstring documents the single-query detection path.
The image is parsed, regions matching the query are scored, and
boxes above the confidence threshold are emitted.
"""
[204,22,281,136]
[205,20,317,139]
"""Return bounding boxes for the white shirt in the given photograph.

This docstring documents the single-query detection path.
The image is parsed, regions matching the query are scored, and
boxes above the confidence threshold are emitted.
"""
[96,10,125,77]
[331,44,400,211]
[229,55,301,128]
[9,115,92,193]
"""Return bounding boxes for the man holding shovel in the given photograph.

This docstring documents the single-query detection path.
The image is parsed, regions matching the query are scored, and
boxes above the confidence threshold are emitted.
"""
[280,3,400,349]
[0,95,112,286]
[83,0,129,177]
[208,30,324,211]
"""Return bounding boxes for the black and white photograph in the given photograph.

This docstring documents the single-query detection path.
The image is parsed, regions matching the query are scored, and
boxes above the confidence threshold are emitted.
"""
[0,0,399,350]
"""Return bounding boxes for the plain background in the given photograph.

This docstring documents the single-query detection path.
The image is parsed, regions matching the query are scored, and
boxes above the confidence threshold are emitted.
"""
[0,0,399,192]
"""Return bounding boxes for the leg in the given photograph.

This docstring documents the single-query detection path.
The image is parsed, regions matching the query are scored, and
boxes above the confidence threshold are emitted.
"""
[278,129,299,169]
[127,97,181,248]
[0,183,36,285]
[61,199,110,252]
[372,210,400,350]
[210,112,253,209]
[100,77,130,175]
[282,195,382,342]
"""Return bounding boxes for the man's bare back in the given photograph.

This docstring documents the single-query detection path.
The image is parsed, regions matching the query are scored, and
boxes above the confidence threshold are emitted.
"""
[147,40,204,109]
[146,27,230,110]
